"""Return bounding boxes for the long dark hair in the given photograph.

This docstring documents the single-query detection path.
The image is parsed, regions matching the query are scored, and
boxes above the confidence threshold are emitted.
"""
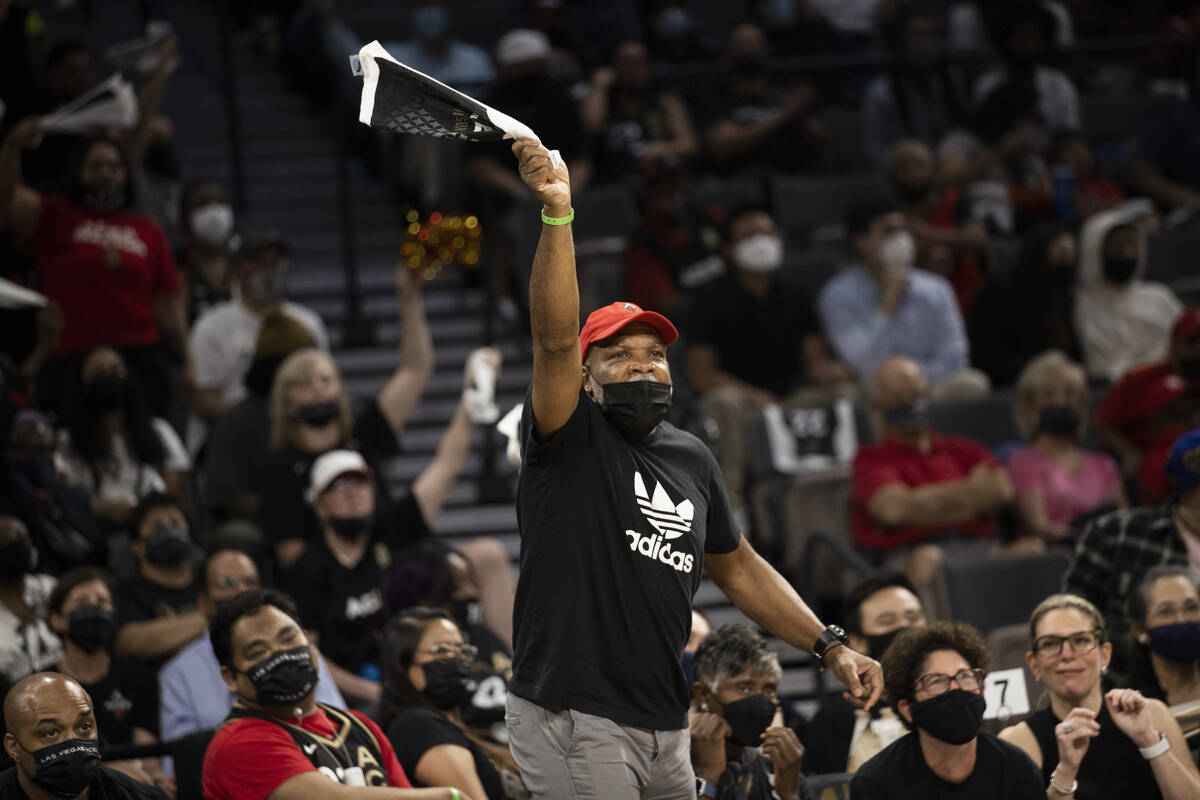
[59,347,165,488]
[66,136,136,211]
[378,607,460,730]
[1120,566,1200,700]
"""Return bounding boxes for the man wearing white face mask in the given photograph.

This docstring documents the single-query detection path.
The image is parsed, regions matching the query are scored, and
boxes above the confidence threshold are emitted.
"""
[176,179,237,325]
[686,206,850,509]
[818,194,989,401]
[186,227,328,454]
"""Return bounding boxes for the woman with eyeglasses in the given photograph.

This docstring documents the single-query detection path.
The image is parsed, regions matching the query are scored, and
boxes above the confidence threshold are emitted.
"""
[851,621,1044,799]
[1122,567,1200,725]
[999,594,1200,799]
[379,608,513,800]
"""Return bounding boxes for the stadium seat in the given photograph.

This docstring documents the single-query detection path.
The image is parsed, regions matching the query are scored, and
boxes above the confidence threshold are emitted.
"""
[806,772,854,800]
[1080,93,1173,146]
[1146,227,1200,303]
[925,394,1020,451]
[687,176,767,216]
[769,172,883,242]
[934,552,1071,636]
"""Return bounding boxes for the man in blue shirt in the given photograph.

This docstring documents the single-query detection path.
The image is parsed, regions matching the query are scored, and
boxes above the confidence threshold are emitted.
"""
[818,194,989,402]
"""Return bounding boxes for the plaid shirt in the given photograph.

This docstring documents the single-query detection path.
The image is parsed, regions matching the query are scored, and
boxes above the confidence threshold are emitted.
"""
[1063,500,1189,636]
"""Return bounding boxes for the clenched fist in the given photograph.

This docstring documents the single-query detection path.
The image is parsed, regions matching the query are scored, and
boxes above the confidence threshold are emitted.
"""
[512,138,570,217]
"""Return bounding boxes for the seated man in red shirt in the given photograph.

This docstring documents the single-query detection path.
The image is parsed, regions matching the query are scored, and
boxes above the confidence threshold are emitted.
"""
[852,357,1015,586]
[1096,307,1200,502]
[202,588,470,800]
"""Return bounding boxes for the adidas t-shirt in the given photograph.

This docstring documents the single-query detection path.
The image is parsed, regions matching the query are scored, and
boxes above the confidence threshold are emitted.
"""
[512,388,741,730]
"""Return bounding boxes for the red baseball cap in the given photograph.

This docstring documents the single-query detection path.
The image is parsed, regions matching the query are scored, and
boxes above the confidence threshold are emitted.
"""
[1172,307,1200,343]
[579,301,678,361]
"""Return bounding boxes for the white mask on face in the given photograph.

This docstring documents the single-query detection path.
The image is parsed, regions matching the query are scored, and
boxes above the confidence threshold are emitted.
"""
[190,203,235,247]
[879,230,916,271]
[733,233,784,273]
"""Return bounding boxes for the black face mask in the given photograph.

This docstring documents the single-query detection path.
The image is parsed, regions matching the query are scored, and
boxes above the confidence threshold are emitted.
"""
[144,525,191,567]
[894,180,934,206]
[83,372,128,411]
[66,606,117,654]
[14,457,56,489]
[296,401,339,428]
[1102,257,1139,286]
[722,693,777,747]
[908,689,986,745]
[1178,355,1200,384]
[598,381,673,443]
[19,737,102,799]
[243,356,285,397]
[1037,404,1080,438]
[244,645,318,706]
[81,185,126,214]
[0,538,35,580]
[328,514,373,541]
[244,265,289,305]
[885,398,930,434]
[421,658,470,711]
[1050,260,1077,288]
[731,53,767,80]
[865,628,903,659]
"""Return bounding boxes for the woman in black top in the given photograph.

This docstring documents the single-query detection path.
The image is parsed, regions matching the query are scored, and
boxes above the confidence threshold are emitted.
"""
[999,593,1200,799]
[1121,567,1200,721]
[379,609,512,800]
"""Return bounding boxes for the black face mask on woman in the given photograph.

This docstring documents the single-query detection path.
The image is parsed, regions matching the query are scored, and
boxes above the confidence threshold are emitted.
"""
[1102,257,1139,286]
[722,693,777,747]
[296,401,339,428]
[908,689,986,745]
[17,737,102,798]
[421,658,470,711]
[1037,405,1081,438]
[83,373,128,411]
[67,606,117,654]
[597,381,673,442]
[244,645,318,706]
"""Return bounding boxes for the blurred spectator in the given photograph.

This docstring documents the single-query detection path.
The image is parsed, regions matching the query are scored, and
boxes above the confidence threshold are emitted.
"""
[937,78,1052,234]
[684,205,849,508]
[850,622,1043,798]
[645,1,713,64]
[201,589,417,798]
[175,179,235,324]
[968,223,1081,387]
[1123,98,1200,212]
[0,516,61,687]
[1095,308,1200,502]
[187,227,327,449]
[1046,129,1124,224]
[47,567,169,792]
[159,549,343,756]
[55,346,190,531]
[257,265,433,569]
[384,0,496,96]
[998,593,1200,797]
[749,0,842,57]
[0,409,103,572]
[1074,200,1183,382]
[975,3,1080,139]
[1121,567,1200,721]
[693,24,823,178]
[885,138,988,311]
[818,195,989,398]
[1,122,187,417]
[804,572,926,775]
[689,624,813,800]
[379,609,512,799]
[113,493,205,664]
[202,311,316,525]
[851,358,1015,583]
[0,1,38,126]
[1008,351,1125,543]
[1064,428,1200,639]
[862,3,967,163]
[806,0,886,45]
[581,39,699,183]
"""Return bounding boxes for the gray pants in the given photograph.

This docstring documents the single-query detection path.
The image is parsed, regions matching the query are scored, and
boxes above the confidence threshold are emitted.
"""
[506,694,694,800]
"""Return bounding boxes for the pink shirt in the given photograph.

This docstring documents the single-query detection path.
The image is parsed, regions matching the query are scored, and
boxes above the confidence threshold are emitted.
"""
[1008,447,1121,527]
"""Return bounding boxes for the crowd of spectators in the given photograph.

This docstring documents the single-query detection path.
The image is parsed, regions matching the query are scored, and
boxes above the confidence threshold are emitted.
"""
[2,0,1200,797]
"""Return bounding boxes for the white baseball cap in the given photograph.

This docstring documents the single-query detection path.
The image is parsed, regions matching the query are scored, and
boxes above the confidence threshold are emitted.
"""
[307,450,371,503]
[496,29,551,67]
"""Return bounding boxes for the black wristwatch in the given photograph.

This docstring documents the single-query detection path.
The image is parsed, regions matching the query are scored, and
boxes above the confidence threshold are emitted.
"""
[811,625,850,667]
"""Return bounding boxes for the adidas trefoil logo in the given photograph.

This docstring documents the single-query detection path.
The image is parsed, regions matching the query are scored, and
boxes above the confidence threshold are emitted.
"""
[626,471,696,573]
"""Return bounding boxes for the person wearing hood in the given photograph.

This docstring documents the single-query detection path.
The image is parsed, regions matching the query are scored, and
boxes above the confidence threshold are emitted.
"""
[1121,566,1200,723]
[1074,199,1184,383]
[685,205,849,510]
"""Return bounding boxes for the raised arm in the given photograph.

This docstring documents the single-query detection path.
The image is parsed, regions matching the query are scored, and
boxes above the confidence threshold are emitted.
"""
[512,139,579,438]
[120,34,179,166]
[0,117,44,244]
[377,264,435,433]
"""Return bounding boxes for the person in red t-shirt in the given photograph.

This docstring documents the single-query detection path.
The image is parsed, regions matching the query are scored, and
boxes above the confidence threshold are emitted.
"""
[1096,307,1200,502]
[0,118,187,416]
[202,587,473,800]
[852,357,1017,585]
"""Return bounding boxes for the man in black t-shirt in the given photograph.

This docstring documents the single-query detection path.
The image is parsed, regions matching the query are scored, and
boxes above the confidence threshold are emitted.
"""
[850,622,1043,799]
[507,139,882,799]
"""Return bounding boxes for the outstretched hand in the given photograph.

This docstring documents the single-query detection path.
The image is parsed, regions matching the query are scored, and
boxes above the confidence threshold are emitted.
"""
[829,646,884,711]
[512,138,570,215]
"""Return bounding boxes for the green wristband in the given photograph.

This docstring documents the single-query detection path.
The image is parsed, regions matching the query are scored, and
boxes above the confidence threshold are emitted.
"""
[448,789,461,800]
[541,208,574,225]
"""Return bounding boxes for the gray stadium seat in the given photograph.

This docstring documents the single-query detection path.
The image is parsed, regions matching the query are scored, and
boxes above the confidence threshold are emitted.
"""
[806,772,854,800]
[925,395,1020,451]
[936,552,1071,636]
[1146,227,1200,303]
[770,172,882,242]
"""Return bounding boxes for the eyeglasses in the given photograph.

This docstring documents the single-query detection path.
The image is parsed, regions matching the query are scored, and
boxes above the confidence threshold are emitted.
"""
[913,668,986,696]
[1032,629,1103,658]
[1148,600,1200,624]
[419,642,478,661]
[213,575,260,591]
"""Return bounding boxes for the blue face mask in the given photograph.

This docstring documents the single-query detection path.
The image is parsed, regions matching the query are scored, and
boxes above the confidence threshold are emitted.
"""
[1146,621,1200,663]
[413,6,449,40]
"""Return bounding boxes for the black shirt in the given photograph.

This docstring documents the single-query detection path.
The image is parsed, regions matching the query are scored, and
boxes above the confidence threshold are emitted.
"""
[686,270,821,397]
[850,731,1043,799]
[203,394,269,515]
[116,574,199,626]
[1026,704,1162,800]
[0,764,166,799]
[80,659,160,745]
[386,709,507,800]
[513,388,741,730]
[278,492,430,673]
[801,694,858,775]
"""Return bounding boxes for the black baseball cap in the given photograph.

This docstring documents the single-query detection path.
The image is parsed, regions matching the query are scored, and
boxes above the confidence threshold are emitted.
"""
[232,226,290,263]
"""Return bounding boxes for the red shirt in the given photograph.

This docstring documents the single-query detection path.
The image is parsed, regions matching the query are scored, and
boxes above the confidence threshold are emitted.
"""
[202,706,410,799]
[1096,362,1188,449]
[922,187,984,312]
[852,433,997,551]
[30,194,180,355]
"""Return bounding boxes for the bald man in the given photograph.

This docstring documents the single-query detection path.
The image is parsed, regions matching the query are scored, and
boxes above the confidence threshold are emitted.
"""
[851,358,1015,585]
[2,672,165,799]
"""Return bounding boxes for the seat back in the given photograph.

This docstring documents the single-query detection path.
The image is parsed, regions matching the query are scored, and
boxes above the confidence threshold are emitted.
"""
[925,395,1020,451]
[938,552,1071,635]
[806,771,854,800]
